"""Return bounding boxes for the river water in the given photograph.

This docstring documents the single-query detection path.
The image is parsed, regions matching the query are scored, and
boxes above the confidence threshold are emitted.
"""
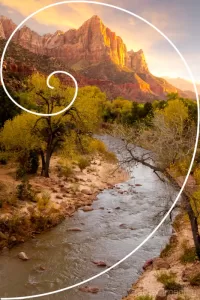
[0,135,179,300]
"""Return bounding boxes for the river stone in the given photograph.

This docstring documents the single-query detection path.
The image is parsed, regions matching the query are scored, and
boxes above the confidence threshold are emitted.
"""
[10,236,17,242]
[153,258,170,270]
[82,206,94,212]
[143,259,154,270]
[67,228,82,232]
[155,289,167,300]
[81,188,93,196]
[18,252,29,261]
[92,261,107,267]
[135,184,142,186]
[79,286,99,294]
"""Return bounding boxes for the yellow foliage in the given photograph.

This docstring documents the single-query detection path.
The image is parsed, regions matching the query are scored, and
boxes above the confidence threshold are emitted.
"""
[194,167,200,185]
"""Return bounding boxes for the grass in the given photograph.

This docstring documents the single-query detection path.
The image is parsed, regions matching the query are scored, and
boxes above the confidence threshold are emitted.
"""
[156,271,182,292]
[180,243,198,264]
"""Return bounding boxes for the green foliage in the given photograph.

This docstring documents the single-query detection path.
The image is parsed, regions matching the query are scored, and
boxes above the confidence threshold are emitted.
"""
[101,98,154,125]
[160,243,174,258]
[0,74,106,177]
[156,271,182,292]
[16,180,36,202]
[180,244,198,264]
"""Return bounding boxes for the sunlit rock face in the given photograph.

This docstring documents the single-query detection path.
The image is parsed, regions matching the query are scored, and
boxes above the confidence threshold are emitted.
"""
[0,15,181,101]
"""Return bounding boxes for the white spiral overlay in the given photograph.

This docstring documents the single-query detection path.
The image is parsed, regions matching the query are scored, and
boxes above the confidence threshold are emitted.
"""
[0,1,199,299]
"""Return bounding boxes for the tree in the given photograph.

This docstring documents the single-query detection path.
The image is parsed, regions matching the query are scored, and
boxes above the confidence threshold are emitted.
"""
[0,73,105,177]
[112,99,200,259]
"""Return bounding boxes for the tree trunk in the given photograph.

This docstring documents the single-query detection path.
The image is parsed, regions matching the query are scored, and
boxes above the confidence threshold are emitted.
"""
[40,151,46,176]
[40,150,51,178]
[44,150,51,178]
[186,198,200,260]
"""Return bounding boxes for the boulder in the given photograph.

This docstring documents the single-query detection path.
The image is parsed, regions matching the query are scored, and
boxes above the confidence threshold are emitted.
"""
[153,258,170,270]
[18,252,29,261]
[155,289,167,300]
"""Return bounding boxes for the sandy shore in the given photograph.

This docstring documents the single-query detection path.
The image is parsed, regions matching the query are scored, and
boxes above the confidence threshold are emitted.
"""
[0,155,129,251]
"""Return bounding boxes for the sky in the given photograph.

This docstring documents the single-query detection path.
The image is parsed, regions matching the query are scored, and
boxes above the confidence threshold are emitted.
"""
[0,0,199,83]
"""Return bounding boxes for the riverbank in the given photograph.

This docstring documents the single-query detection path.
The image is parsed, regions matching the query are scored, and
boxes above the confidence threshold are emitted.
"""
[122,173,200,300]
[0,155,128,252]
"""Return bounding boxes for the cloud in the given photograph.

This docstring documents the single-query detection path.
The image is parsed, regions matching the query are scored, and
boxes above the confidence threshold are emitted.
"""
[0,0,100,29]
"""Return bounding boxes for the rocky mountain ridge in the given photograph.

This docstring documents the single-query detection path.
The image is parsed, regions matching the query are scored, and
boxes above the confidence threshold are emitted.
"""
[0,15,189,101]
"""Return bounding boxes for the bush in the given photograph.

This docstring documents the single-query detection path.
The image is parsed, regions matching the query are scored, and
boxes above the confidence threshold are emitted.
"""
[156,271,182,292]
[0,152,11,165]
[16,180,36,202]
[16,150,39,179]
[37,191,50,210]
[180,246,198,264]
[78,157,90,171]
[0,157,7,165]
[27,150,39,174]
[160,243,174,258]
[89,139,107,154]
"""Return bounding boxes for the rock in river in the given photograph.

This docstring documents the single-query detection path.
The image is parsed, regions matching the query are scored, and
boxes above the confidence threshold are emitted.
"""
[82,206,94,212]
[79,286,100,294]
[92,261,107,267]
[67,228,82,232]
[18,252,29,261]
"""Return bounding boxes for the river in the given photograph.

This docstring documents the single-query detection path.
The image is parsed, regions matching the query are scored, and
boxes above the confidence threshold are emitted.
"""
[0,135,179,300]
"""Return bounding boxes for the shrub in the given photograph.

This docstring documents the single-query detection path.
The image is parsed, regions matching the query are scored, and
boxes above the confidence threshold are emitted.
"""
[156,271,182,292]
[37,191,50,210]
[27,150,39,174]
[89,139,107,154]
[0,157,7,165]
[180,246,197,264]
[78,157,90,171]
[160,243,174,258]
[16,180,36,202]
[16,150,39,179]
